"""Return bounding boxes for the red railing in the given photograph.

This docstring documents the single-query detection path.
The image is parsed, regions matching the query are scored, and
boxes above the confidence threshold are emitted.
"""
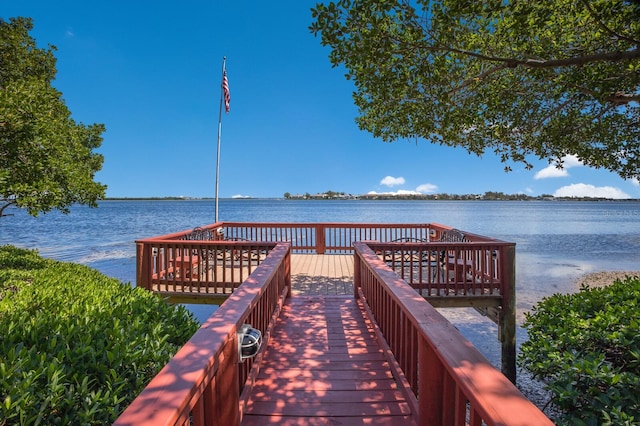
[220,222,436,253]
[113,242,291,426]
[151,222,436,252]
[366,240,509,297]
[353,241,551,425]
[135,222,517,378]
[118,224,542,424]
[136,239,276,298]
[135,222,446,296]
[136,223,492,290]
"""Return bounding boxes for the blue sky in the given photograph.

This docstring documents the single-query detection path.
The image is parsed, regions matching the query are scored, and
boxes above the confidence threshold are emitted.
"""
[6,1,639,199]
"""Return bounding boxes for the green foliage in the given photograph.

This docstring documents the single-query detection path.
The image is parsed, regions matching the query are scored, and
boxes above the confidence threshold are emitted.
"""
[0,245,200,425]
[310,1,640,180]
[519,276,640,425]
[0,17,106,218]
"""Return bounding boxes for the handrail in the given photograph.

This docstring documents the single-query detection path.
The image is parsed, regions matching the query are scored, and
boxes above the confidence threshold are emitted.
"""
[220,222,436,253]
[363,239,518,382]
[138,222,507,258]
[353,242,551,425]
[365,241,510,296]
[135,239,276,295]
[134,223,449,292]
[113,242,291,426]
[136,223,512,292]
[136,223,508,293]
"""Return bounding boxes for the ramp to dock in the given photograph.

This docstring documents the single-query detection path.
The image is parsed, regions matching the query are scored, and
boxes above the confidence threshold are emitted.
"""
[241,295,416,425]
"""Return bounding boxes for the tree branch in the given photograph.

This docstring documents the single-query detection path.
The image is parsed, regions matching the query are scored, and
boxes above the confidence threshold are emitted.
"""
[592,103,617,122]
[0,199,17,217]
[563,82,640,105]
[607,92,640,105]
[444,45,640,69]
[401,10,640,71]
[534,98,574,129]
[521,48,640,68]
[448,64,511,95]
[580,0,640,45]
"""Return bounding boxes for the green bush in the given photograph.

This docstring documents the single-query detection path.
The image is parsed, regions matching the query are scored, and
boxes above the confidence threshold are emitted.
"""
[519,276,640,425]
[0,245,200,425]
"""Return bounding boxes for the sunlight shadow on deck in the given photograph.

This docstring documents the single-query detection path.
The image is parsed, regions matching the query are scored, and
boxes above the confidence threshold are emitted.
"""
[290,254,354,296]
[242,296,417,425]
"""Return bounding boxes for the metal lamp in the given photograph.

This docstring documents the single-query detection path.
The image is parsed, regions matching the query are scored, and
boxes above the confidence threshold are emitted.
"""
[238,324,262,362]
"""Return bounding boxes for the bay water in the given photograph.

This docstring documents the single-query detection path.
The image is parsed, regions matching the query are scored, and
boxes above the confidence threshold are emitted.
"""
[2,199,638,299]
[1,199,639,367]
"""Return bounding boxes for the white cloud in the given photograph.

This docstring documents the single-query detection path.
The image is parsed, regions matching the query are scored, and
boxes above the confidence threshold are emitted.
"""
[535,167,569,179]
[416,183,438,194]
[631,178,639,187]
[553,183,630,199]
[368,189,420,196]
[370,181,438,196]
[232,194,252,199]
[380,176,405,187]
[396,189,420,195]
[563,155,583,168]
[534,155,583,180]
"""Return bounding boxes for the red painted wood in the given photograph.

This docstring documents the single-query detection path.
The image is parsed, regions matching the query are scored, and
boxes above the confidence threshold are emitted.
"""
[241,415,416,426]
[114,243,292,426]
[353,241,554,426]
[250,377,400,392]
[242,295,417,425]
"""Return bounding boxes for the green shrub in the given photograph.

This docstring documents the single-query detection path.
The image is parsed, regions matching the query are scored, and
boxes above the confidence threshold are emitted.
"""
[0,245,200,425]
[519,276,640,425]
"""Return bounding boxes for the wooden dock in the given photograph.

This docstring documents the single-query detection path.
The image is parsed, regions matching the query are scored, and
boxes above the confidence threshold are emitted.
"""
[242,295,416,425]
[242,255,417,424]
[290,254,354,296]
[119,231,553,426]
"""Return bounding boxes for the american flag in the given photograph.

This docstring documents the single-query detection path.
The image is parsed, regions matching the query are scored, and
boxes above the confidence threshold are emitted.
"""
[222,70,230,113]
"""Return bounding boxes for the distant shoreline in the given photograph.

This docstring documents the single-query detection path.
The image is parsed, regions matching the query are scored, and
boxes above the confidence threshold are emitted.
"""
[103,196,640,202]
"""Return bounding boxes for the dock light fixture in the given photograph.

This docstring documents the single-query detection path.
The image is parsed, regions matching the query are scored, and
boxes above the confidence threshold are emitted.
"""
[238,324,262,362]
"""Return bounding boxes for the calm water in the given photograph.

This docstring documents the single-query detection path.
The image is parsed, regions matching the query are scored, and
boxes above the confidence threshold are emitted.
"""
[1,199,639,322]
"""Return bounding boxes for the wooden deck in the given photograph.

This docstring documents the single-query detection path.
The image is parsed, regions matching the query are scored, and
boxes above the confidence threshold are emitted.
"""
[241,255,416,424]
[119,225,550,425]
[242,295,416,425]
[290,254,354,296]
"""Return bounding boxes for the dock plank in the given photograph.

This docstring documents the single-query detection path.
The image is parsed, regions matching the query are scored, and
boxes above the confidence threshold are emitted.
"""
[290,255,354,296]
[242,295,416,425]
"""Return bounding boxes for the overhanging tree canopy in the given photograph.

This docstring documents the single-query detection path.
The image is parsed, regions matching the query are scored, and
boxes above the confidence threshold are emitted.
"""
[0,17,106,217]
[310,0,640,179]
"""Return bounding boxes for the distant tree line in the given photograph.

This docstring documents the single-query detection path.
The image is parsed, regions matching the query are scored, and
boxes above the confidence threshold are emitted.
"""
[284,191,635,201]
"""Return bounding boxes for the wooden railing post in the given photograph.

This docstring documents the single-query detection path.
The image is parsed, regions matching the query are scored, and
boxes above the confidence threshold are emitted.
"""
[136,242,150,290]
[214,337,240,425]
[285,246,292,298]
[353,251,361,299]
[419,338,443,425]
[500,244,517,383]
[315,224,326,254]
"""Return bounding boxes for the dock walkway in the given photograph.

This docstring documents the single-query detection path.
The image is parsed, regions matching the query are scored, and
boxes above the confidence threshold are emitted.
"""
[242,255,417,425]
[290,254,354,296]
[119,223,553,425]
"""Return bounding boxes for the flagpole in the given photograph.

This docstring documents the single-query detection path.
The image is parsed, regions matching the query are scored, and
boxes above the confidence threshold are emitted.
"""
[215,56,227,223]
